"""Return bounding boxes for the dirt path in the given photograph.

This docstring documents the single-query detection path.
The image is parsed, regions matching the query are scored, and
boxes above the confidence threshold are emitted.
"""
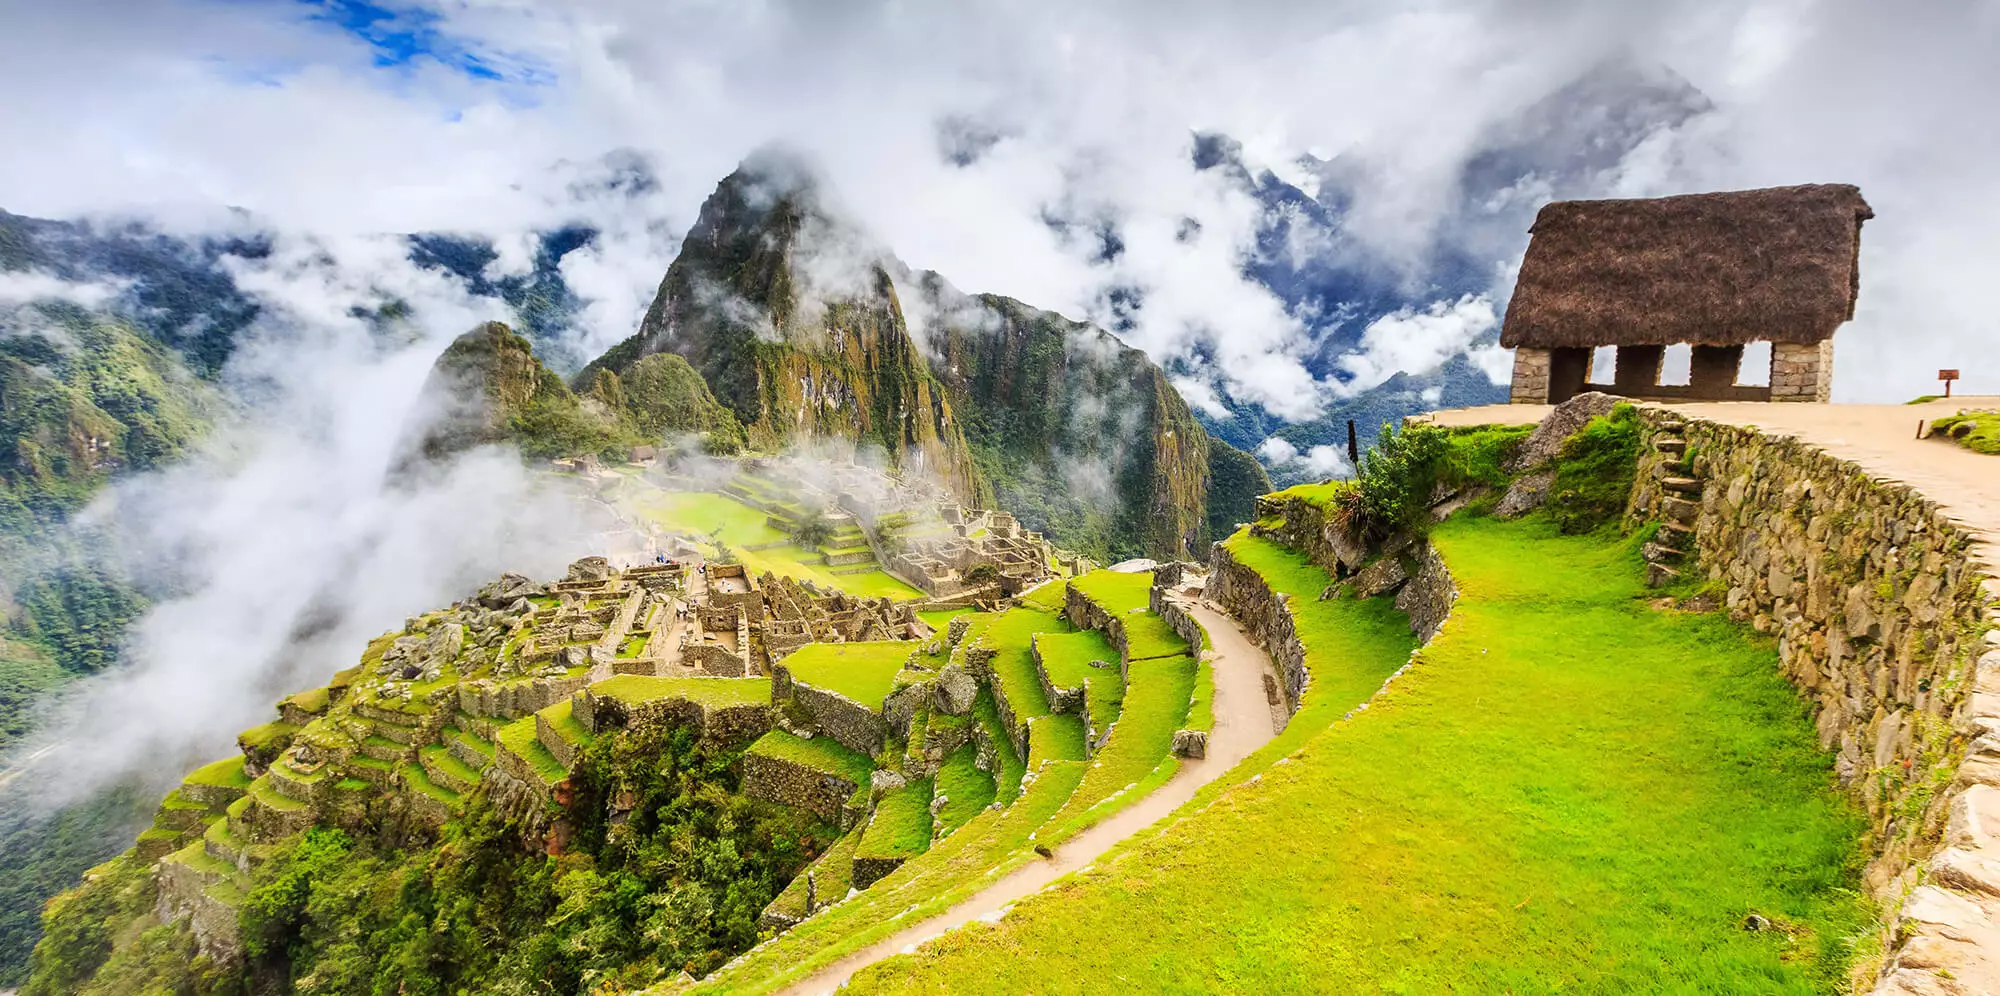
[1428,398,2000,584]
[778,600,1279,996]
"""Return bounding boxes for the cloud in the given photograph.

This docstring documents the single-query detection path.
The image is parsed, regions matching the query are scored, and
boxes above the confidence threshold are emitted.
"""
[1256,435,1353,480]
[0,271,130,309]
[1337,295,1498,394]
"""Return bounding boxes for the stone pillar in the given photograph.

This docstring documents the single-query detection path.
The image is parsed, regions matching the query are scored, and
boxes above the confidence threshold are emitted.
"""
[1689,344,1744,396]
[1613,345,1665,392]
[1508,347,1551,403]
[1770,339,1834,402]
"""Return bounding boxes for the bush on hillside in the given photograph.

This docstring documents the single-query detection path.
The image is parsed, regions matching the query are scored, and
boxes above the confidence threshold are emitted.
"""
[1545,405,1643,534]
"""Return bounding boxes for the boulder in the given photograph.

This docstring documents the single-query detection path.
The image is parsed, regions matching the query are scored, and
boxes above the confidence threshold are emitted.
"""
[1507,391,1620,471]
[479,572,544,608]
[932,664,977,716]
[1352,556,1409,598]
[1495,470,1555,518]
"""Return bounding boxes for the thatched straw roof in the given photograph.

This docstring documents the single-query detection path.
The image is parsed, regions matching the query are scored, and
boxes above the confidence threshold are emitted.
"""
[1500,184,1872,349]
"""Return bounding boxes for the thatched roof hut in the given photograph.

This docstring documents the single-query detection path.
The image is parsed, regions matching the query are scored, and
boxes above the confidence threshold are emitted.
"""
[1500,184,1872,350]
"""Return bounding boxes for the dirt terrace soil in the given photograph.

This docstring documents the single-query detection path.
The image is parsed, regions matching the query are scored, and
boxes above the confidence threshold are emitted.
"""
[778,601,1279,996]
[1428,398,2000,594]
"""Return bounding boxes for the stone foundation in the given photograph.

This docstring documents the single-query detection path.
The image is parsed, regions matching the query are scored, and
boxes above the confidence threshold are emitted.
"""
[741,752,864,826]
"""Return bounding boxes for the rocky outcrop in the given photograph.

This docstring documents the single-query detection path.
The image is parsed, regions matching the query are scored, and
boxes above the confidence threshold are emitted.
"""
[1623,406,2000,994]
[578,152,983,500]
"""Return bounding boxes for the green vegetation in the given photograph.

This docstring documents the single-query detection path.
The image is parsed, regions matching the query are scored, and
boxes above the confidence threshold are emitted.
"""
[840,515,1870,994]
[591,674,772,709]
[536,700,595,749]
[495,715,567,785]
[1309,421,1533,543]
[629,488,919,599]
[1026,714,1086,767]
[0,638,65,746]
[1045,653,1197,837]
[1930,410,2000,455]
[969,690,1026,805]
[747,730,874,786]
[932,745,997,833]
[1546,404,1643,533]
[42,719,835,996]
[764,828,864,926]
[857,779,935,863]
[1034,630,1121,715]
[981,608,1064,722]
[182,756,251,790]
[779,641,914,709]
[1,786,156,987]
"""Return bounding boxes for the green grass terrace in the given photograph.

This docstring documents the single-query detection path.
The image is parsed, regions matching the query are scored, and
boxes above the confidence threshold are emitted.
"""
[838,514,1872,994]
[780,641,915,709]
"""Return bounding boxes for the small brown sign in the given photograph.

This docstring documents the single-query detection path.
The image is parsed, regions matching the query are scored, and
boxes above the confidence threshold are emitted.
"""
[1940,369,1960,380]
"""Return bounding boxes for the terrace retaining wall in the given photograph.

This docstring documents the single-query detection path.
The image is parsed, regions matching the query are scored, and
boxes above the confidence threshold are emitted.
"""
[741,752,863,827]
[1063,584,1132,663]
[1624,407,2000,994]
[772,663,887,756]
[1208,543,1309,723]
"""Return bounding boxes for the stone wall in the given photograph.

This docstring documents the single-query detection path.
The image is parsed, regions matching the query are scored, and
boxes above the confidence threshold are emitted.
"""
[1393,544,1457,644]
[1508,346,1553,404]
[772,663,887,756]
[578,689,773,750]
[457,674,589,719]
[1062,584,1132,663]
[1625,407,2000,993]
[1148,583,1207,653]
[1209,542,1309,722]
[741,752,863,826]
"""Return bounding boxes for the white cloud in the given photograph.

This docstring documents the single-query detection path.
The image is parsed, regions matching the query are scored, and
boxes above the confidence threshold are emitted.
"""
[1256,435,1353,480]
[1337,295,1498,394]
[0,271,130,309]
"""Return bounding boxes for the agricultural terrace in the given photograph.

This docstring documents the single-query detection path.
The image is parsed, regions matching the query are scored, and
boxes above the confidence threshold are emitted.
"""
[1069,569,1187,659]
[780,641,915,708]
[839,514,1870,994]
[626,488,920,599]
[686,574,1205,994]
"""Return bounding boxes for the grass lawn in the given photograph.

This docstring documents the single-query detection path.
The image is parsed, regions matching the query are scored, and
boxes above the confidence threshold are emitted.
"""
[766,826,865,924]
[1026,713,1086,767]
[495,715,568,784]
[917,608,978,632]
[1043,654,1197,838]
[780,641,915,709]
[1033,629,1123,719]
[839,514,1872,994]
[183,756,251,790]
[933,743,997,833]
[857,778,936,863]
[536,699,594,748]
[590,674,772,709]
[748,730,874,786]
[632,488,920,599]
[1069,570,1187,660]
[980,607,1069,723]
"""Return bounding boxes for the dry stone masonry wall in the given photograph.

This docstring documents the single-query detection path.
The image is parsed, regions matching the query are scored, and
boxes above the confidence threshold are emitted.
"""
[1626,406,2000,994]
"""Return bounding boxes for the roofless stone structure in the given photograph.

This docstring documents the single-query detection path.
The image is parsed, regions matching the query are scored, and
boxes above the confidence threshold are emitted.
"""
[1502,184,1872,404]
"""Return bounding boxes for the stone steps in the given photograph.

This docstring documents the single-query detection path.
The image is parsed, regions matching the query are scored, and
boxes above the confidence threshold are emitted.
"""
[1645,426,1702,589]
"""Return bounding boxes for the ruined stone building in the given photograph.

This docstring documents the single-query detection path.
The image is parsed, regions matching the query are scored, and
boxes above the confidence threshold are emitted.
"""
[1502,184,1872,405]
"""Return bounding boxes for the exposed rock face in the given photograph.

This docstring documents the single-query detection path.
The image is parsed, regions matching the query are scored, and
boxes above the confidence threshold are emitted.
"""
[909,272,1261,559]
[577,153,1265,560]
[580,152,983,500]
[1507,391,1621,471]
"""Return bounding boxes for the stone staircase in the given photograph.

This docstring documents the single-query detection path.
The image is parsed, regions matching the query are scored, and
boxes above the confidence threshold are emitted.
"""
[1643,417,1701,588]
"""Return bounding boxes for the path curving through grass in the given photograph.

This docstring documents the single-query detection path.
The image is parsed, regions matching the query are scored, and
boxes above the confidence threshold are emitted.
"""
[772,601,1280,996]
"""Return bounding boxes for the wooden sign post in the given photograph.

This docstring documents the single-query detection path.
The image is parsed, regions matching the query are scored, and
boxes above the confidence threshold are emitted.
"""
[1939,369,1960,398]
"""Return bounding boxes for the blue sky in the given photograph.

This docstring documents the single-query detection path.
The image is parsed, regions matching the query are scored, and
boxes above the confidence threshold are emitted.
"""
[291,0,550,85]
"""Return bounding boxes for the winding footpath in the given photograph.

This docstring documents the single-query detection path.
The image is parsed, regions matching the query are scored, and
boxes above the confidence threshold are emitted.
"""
[778,600,1278,996]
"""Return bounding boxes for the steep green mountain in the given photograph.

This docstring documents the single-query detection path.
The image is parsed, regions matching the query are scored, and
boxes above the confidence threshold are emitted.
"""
[578,156,984,503]
[400,320,744,469]
[906,273,1266,559]
[581,156,1267,561]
